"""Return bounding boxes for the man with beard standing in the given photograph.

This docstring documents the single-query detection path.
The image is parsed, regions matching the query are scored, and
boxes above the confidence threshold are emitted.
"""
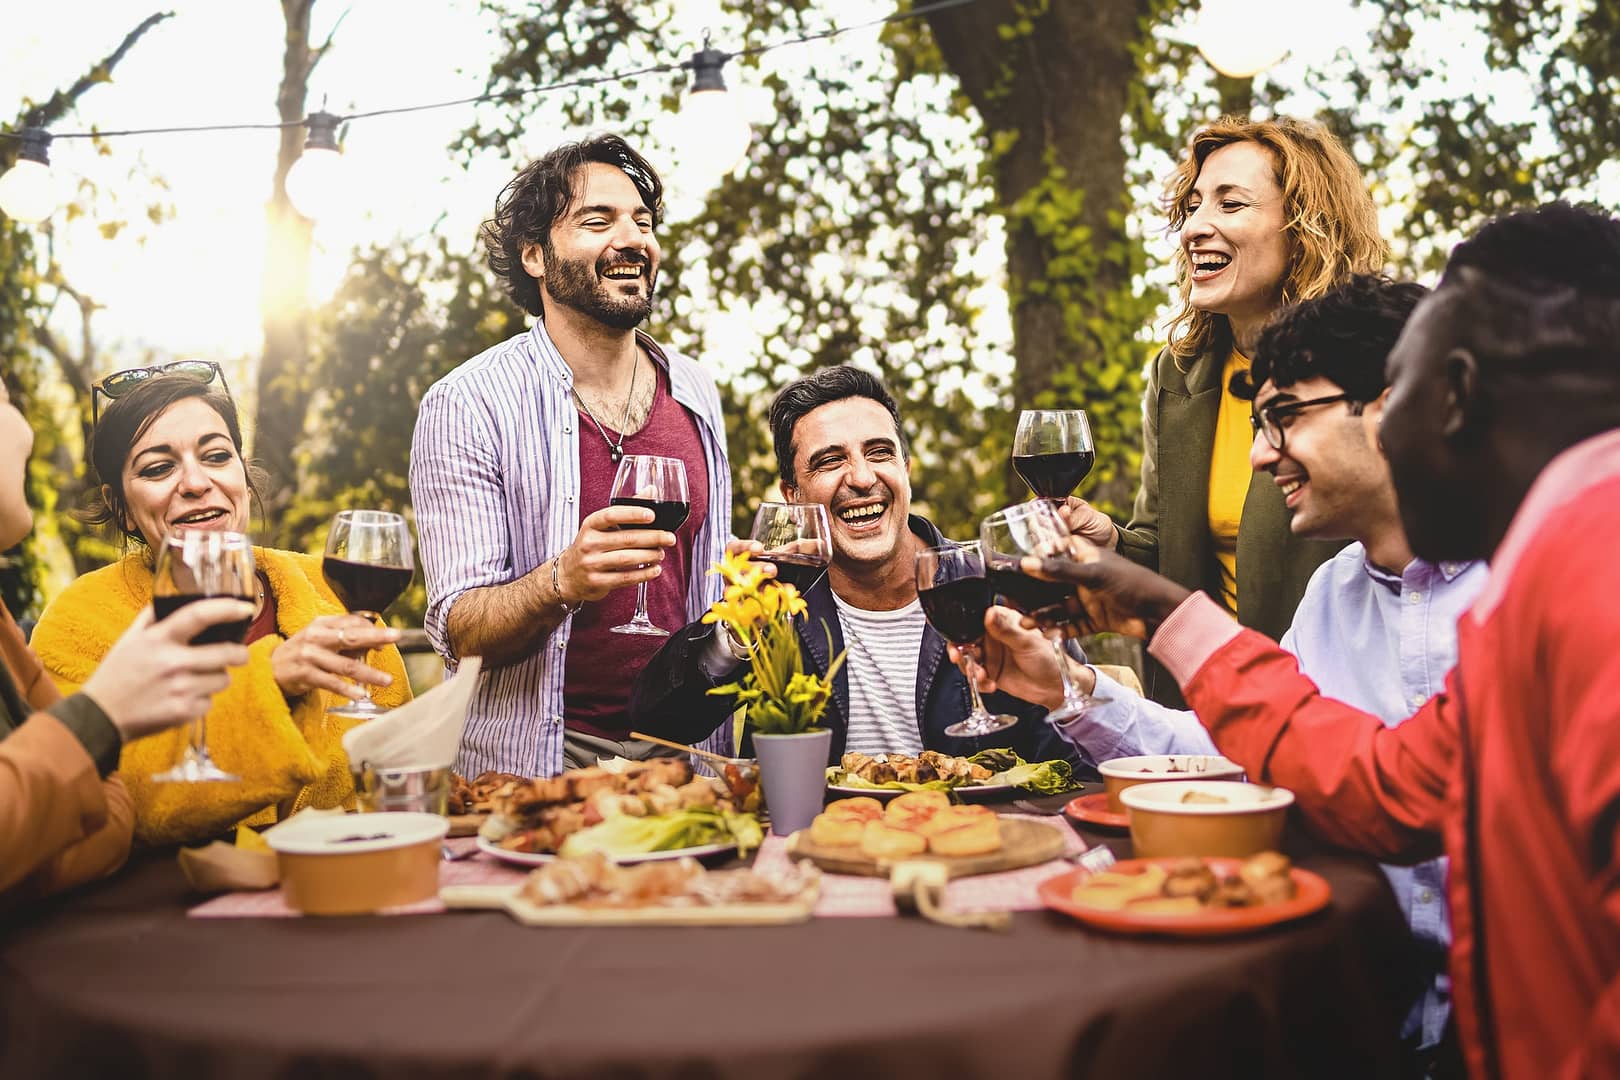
[411,135,731,777]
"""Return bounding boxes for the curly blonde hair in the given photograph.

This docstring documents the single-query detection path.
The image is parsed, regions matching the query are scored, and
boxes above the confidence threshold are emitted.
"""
[1162,116,1386,363]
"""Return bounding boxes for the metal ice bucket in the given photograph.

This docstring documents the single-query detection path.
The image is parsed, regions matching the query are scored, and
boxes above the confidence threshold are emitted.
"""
[351,762,452,815]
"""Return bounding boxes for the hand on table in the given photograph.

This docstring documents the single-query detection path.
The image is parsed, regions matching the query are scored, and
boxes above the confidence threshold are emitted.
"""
[81,600,253,740]
[272,613,399,700]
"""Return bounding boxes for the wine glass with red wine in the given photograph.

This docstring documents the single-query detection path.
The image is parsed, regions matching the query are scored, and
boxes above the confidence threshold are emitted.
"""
[981,501,1106,724]
[749,502,832,594]
[916,541,1018,738]
[149,530,256,782]
[608,455,690,637]
[322,510,415,717]
[1013,409,1095,502]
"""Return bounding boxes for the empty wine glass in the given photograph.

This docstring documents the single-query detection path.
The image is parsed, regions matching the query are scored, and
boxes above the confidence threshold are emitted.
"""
[150,530,256,782]
[981,501,1106,724]
[609,455,690,637]
[322,510,414,718]
[749,502,832,594]
[916,541,1017,738]
[1013,409,1095,502]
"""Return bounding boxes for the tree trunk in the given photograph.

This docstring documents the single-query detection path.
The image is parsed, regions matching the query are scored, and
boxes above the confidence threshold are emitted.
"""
[927,0,1154,508]
[254,0,320,538]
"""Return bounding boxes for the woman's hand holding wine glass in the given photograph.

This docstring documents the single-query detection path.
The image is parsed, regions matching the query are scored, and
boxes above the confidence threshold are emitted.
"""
[321,510,415,717]
[270,614,399,700]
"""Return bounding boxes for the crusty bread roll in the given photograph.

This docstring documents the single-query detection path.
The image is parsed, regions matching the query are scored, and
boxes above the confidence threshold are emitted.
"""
[824,796,885,824]
[809,813,864,848]
[884,789,949,830]
[925,816,1002,857]
[915,804,994,837]
[860,821,929,860]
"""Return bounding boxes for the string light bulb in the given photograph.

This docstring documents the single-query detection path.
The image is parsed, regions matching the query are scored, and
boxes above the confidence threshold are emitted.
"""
[673,35,751,186]
[283,111,344,220]
[0,128,60,224]
[1195,0,1293,79]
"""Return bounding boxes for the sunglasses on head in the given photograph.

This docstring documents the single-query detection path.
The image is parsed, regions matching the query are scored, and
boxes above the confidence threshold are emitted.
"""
[91,360,230,426]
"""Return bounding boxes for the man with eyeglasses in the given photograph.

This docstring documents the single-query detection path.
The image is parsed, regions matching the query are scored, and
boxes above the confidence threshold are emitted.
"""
[965,274,1481,1066]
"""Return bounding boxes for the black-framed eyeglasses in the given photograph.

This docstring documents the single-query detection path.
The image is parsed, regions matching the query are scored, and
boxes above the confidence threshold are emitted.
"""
[90,361,229,426]
[1248,393,1351,451]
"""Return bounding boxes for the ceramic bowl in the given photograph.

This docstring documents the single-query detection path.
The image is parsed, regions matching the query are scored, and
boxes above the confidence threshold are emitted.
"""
[1120,780,1293,859]
[265,811,448,915]
[1096,754,1246,813]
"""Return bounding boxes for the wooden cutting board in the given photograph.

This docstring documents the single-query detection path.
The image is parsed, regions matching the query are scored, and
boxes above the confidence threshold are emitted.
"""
[439,883,819,926]
[787,817,1068,879]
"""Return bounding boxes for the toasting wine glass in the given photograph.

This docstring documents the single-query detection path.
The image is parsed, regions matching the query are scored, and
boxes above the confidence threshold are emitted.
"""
[916,541,1018,738]
[749,502,832,594]
[150,530,256,782]
[981,500,1107,725]
[609,455,690,637]
[1013,409,1095,501]
[322,510,415,718]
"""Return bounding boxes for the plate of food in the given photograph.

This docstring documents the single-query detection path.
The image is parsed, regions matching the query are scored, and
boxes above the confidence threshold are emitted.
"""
[443,851,820,926]
[446,770,529,835]
[826,749,1078,802]
[791,791,1068,876]
[475,758,763,866]
[1038,853,1330,937]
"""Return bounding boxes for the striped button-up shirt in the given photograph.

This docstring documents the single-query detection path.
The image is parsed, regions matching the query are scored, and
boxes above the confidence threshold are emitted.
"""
[410,322,732,778]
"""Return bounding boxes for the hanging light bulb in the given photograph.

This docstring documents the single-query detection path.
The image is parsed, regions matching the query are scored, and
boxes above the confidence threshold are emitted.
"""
[0,128,60,224]
[283,111,344,220]
[1196,0,1294,79]
[673,35,752,187]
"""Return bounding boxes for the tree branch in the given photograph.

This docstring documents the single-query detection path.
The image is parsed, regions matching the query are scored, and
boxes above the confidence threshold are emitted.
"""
[21,12,176,131]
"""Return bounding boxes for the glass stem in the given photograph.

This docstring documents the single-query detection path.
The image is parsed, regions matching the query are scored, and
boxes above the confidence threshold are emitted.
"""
[965,646,991,717]
[190,713,207,758]
[1051,635,1084,703]
[634,580,651,621]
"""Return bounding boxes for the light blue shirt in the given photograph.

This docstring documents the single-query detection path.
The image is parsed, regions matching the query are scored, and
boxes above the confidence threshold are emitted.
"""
[1058,542,1485,1049]
[409,322,732,778]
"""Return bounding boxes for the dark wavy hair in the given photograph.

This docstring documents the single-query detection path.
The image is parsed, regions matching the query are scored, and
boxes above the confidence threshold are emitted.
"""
[1242,274,1430,404]
[1437,201,1620,381]
[768,366,909,487]
[84,375,266,547]
[479,133,665,318]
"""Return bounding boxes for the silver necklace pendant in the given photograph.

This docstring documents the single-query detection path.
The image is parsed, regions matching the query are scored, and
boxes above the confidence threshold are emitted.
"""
[610,447,623,464]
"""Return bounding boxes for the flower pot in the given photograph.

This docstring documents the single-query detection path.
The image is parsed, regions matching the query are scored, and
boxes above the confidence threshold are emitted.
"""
[754,729,833,837]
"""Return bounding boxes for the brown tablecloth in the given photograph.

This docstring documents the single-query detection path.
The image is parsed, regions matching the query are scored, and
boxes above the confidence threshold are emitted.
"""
[0,790,1416,1079]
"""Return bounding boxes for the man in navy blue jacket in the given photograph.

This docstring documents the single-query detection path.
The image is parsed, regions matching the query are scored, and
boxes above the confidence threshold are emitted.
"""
[629,366,1083,770]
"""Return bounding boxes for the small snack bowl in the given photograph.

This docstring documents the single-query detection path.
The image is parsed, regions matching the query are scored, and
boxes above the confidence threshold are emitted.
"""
[1121,780,1293,859]
[265,811,448,915]
[1097,754,1246,813]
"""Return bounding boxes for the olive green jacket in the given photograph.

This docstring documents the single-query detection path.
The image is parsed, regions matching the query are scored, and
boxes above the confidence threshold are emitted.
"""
[1114,344,1344,706]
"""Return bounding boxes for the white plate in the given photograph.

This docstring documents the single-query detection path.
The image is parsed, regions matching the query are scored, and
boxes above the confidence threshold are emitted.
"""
[475,835,737,867]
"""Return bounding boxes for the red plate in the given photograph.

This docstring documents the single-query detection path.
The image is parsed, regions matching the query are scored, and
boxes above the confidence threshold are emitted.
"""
[1038,857,1332,938]
[1064,792,1129,830]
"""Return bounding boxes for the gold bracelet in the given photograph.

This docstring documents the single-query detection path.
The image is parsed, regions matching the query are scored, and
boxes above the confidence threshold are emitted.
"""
[551,556,583,616]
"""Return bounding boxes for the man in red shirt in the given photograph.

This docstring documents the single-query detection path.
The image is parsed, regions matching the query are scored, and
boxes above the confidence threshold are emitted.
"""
[1031,202,1620,1079]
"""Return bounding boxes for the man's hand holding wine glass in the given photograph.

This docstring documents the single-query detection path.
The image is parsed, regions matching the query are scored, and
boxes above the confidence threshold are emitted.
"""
[555,502,676,605]
[80,599,252,742]
[946,606,1099,710]
[1017,535,1186,639]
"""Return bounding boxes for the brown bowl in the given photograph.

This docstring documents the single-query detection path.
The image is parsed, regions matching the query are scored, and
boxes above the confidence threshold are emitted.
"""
[1097,754,1246,813]
[265,812,448,916]
[1120,780,1293,859]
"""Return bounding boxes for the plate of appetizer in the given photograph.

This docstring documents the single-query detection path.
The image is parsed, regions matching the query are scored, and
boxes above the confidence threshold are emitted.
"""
[791,791,1069,876]
[1038,853,1331,937]
[825,749,1078,802]
[475,758,763,867]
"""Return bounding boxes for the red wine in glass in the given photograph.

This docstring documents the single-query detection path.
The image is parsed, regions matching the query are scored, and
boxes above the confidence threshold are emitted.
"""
[1012,450,1096,500]
[321,558,414,616]
[917,542,1017,738]
[609,496,690,534]
[153,594,254,645]
[760,553,828,592]
[750,502,832,595]
[918,576,992,645]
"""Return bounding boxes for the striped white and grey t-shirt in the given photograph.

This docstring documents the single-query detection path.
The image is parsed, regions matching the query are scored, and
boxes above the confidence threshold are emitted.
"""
[831,593,926,757]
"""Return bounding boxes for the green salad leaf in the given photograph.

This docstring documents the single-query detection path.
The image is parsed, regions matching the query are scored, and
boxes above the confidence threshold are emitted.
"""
[558,807,764,859]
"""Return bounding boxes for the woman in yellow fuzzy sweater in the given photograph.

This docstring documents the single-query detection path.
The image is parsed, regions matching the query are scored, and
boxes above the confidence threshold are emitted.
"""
[32,372,411,846]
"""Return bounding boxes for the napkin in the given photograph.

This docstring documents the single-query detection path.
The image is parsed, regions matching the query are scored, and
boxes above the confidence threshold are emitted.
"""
[342,655,482,769]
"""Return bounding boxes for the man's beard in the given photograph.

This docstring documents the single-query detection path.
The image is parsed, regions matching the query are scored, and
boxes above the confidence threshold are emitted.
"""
[542,250,656,330]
